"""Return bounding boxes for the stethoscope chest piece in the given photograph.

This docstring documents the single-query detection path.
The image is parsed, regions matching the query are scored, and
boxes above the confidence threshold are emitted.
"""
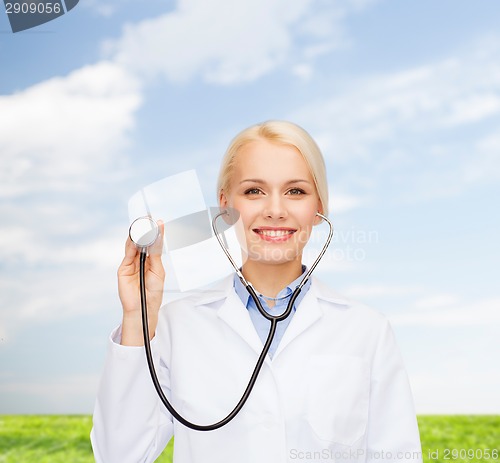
[129,216,159,249]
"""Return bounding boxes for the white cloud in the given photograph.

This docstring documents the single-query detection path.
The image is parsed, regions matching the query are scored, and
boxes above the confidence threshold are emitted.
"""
[391,297,500,327]
[106,0,377,85]
[413,294,460,311]
[0,373,100,413]
[0,61,141,198]
[80,0,123,17]
[0,263,117,321]
[292,37,500,198]
[342,284,422,300]
[412,369,500,414]
[0,226,124,269]
[307,57,500,153]
[329,191,366,214]
[442,93,500,126]
[291,63,314,81]
[0,61,143,342]
[338,286,500,329]
[460,131,500,185]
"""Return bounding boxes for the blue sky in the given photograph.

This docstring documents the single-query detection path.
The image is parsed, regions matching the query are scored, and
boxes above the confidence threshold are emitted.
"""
[1,0,499,414]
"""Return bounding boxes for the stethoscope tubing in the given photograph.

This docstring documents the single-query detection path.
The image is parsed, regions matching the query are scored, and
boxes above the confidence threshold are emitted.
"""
[211,211,333,322]
[139,211,333,431]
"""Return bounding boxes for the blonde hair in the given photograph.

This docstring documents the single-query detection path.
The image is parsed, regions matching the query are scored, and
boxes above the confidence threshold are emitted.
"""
[217,120,329,215]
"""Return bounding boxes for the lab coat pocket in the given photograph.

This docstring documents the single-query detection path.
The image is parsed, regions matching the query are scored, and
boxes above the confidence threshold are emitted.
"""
[305,354,369,446]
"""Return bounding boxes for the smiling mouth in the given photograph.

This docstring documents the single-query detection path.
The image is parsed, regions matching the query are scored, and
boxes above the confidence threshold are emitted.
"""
[253,228,296,241]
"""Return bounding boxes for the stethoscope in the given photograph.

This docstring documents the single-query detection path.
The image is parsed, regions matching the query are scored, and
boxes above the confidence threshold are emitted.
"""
[128,210,334,431]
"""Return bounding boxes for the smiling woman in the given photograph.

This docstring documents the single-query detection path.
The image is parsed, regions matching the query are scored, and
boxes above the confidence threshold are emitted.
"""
[220,139,323,281]
[90,121,423,463]
[217,122,329,289]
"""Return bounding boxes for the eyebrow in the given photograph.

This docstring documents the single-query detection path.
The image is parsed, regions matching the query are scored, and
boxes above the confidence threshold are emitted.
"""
[240,179,312,185]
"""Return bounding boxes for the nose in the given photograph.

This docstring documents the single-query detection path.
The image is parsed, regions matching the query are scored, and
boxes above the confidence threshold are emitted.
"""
[263,193,287,220]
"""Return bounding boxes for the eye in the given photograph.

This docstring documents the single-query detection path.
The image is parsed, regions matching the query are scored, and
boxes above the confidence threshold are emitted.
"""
[287,188,306,195]
[244,188,262,195]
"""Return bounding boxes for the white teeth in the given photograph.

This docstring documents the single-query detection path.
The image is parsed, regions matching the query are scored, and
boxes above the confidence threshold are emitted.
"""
[258,230,292,237]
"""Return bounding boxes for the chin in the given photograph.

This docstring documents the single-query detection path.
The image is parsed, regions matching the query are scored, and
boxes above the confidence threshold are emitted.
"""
[245,247,301,266]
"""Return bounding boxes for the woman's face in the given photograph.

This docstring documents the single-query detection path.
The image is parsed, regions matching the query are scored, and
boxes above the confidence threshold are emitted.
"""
[220,139,322,266]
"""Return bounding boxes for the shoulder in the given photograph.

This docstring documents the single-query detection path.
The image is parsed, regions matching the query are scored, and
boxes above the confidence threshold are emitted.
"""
[311,276,388,325]
[159,274,233,317]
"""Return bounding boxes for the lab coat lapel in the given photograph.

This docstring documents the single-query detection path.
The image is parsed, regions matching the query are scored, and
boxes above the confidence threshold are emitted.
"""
[273,277,350,359]
[213,278,267,359]
[273,284,322,358]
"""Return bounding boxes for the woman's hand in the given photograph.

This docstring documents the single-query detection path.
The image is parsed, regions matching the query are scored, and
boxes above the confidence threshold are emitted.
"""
[118,221,165,346]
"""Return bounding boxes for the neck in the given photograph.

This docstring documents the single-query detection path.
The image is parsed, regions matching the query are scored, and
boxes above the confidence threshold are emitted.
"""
[241,259,303,299]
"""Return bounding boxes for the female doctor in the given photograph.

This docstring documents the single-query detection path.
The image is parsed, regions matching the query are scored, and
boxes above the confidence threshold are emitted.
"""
[91,121,422,463]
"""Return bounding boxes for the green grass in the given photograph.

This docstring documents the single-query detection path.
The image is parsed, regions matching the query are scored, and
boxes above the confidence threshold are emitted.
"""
[0,415,498,462]
[417,416,500,463]
[0,416,172,463]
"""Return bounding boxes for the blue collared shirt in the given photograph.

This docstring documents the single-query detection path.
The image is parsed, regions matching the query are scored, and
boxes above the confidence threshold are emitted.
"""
[233,267,311,358]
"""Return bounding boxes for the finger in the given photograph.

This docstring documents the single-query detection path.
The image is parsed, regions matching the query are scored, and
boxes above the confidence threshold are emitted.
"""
[122,235,139,265]
[149,220,164,257]
[148,220,165,274]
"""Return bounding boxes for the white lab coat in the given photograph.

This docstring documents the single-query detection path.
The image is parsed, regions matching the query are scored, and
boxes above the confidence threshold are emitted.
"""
[91,276,422,463]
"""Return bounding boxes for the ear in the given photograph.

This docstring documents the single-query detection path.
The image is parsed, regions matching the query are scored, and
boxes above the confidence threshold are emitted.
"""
[313,200,324,225]
[219,190,228,209]
[219,190,237,226]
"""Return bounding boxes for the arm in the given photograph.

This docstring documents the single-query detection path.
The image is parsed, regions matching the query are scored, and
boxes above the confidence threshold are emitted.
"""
[366,320,422,463]
[91,223,173,462]
[90,325,174,463]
